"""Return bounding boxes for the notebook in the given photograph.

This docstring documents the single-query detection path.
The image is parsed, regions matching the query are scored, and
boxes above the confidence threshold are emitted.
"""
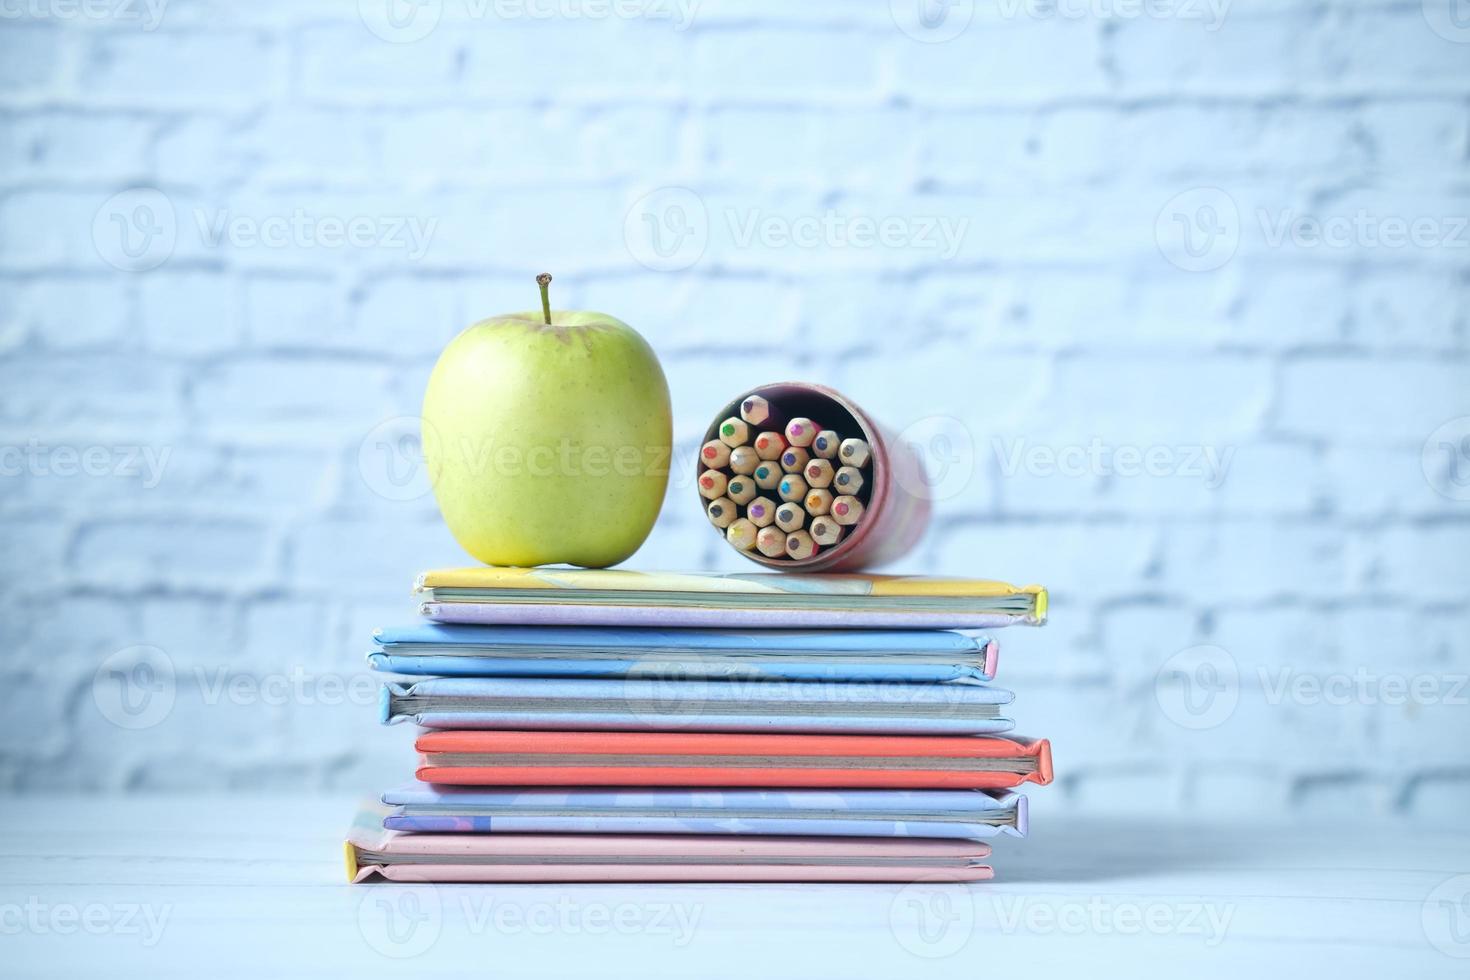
[346,805,994,883]
[415,730,1052,789]
[414,567,1047,629]
[379,786,1028,838]
[380,676,1015,735]
[369,623,1000,684]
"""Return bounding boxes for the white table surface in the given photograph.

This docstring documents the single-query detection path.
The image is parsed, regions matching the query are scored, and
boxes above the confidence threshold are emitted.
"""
[1,795,1467,979]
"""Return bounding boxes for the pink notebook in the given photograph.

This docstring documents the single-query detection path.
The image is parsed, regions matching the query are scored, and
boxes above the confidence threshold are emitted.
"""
[346,805,992,883]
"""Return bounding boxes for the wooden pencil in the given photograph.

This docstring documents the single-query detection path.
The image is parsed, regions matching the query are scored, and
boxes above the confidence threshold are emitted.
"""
[777,472,808,503]
[718,417,750,448]
[697,469,728,500]
[700,440,731,469]
[753,431,787,461]
[809,515,843,547]
[756,525,787,558]
[803,488,833,516]
[725,475,757,505]
[803,458,834,488]
[774,501,806,532]
[784,418,819,448]
[745,496,777,527]
[706,497,736,529]
[831,494,864,526]
[728,445,760,475]
[725,518,757,551]
[784,529,817,560]
[833,464,865,495]
[838,438,871,468]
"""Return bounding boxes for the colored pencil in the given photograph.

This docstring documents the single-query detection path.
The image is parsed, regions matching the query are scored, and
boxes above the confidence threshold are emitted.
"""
[740,395,774,427]
[728,445,760,475]
[777,472,808,503]
[774,502,806,532]
[745,496,777,527]
[785,418,819,448]
[753,431,787,461]
[725,518,757,551]
[811,430,841,459]
[697,470,728,500]
[751,462,781,490]
[706,497,736,529]
[831,494,864,526]
[718,417,750,448]
[700,440,731,469]
[725,475,757,505]
[833,464,865,495]
[838,438,871,468]
[809,515,843,547]
[784,529,817,560]
[804,488,833,516]
[780,446,810,474]
[803,458,834,488]
[756,525,787,558]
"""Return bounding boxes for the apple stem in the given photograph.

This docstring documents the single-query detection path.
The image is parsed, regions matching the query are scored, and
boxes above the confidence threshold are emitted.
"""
[536,273,553,326]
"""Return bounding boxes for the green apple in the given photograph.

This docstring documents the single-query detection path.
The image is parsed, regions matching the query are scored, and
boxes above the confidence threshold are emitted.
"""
[422,274,672,568]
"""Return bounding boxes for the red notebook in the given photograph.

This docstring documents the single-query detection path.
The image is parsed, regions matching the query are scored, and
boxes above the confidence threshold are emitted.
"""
[417,730,1052,789]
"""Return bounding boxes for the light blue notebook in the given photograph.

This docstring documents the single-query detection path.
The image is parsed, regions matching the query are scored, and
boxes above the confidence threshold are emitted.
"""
[380,786,1028,839]
[380,676,1015,735]
[369,623,999,684]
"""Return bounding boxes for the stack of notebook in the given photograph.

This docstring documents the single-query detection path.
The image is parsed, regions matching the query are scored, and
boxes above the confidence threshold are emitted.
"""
[346,568,1051,883]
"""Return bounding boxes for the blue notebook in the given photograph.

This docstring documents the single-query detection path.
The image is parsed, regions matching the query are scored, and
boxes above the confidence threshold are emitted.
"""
[380,676,1015,735]
[379,786,1028,839]
[369,623,999,683]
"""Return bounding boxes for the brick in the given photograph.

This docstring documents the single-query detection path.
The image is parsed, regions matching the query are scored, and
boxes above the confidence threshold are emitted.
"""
[1278,357,1468,444]
[69,518,275,590]
[0,277,133,351]
[0,112,153,180]
[0,24,62,94]
[1373,525,1470,601]
[139,272,244,355]
[0,354,181,421]
[892,18,1106,101]
[80,30,282,107]
[190,357,396,427]
[1157,521,1364,603]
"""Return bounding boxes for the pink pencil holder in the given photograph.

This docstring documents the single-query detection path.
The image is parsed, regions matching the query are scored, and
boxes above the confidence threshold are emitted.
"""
[697,381,931,571]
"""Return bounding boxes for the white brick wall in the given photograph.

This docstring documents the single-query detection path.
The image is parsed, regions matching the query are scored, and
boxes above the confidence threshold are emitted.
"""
[0,0,1467,814]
